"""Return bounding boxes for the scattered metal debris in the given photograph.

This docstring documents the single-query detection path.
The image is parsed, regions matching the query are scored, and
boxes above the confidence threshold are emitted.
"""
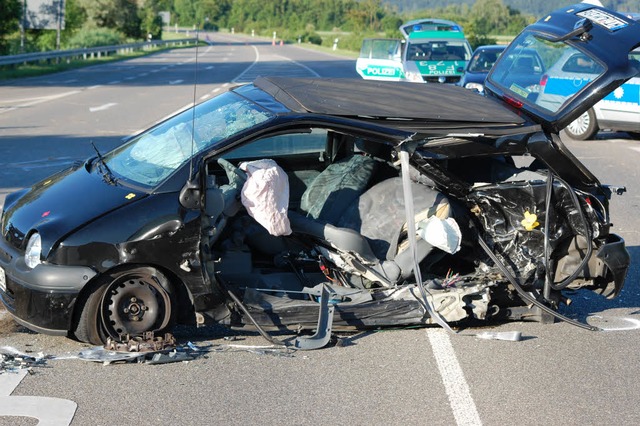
[78,332,200,365]
[104,332,177,353]
[211,344,295,358]
[474,331,522,341]
[0,346,50,374]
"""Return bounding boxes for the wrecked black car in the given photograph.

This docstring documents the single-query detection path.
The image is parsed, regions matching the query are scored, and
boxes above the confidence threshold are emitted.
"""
[0,4,637,346]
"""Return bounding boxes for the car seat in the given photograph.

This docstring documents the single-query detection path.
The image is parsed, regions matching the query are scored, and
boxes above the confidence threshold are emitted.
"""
[289,145,451,287]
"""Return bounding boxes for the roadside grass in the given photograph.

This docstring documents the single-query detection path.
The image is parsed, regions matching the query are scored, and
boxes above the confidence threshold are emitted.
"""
[290,41,360,59]
[0,39,204,81]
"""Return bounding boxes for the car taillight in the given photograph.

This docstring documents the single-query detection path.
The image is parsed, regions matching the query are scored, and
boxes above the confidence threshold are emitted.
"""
[503,95,523,109]
[540,74,548,87]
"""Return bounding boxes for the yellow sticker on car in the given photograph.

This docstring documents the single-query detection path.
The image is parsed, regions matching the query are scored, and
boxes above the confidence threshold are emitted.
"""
[521,211,540,231]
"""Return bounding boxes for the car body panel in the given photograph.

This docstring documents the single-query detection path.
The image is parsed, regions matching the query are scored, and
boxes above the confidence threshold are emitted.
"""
[570,52,640,137]
[1,163,146,257]
[355,38,406,81]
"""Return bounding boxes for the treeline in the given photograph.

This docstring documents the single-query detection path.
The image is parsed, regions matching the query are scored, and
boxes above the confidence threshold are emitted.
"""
[1,0,540,56]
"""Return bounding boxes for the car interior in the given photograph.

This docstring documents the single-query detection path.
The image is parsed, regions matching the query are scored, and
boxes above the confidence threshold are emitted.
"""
[195,128,488,328]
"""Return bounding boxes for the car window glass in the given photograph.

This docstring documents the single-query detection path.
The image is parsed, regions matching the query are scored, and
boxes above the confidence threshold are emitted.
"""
[408,40,471,61]
[360,39,402,60]
[221,128,328,161]
[468,50,502,72]
[490,32,605,114]
[103,92,272,188]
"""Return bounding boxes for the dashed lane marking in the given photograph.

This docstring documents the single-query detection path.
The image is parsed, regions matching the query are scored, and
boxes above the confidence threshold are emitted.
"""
[427,329,483,426]
[89,102,118,112]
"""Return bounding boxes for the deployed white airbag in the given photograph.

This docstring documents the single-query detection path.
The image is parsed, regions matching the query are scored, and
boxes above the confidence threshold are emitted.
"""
[416,216,462,254]
[240,159,292,236]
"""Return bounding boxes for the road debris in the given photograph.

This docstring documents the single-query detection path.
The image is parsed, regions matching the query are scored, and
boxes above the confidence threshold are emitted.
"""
[0,346,50,374]
[78,332,200,365]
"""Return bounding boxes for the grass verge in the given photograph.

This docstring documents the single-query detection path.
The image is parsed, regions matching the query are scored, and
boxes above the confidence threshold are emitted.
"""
[0,41,205,81]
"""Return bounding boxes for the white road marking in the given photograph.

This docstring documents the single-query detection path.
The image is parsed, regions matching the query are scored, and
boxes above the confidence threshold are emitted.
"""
[0,90,81,114]
[0,369,77,425]
[630,147,640,154]
[107,80,121,85]
[587,315,640,331]
[427,329,483,426]
[169,79,184,85]
[0,369,27,396]
[87,85,102,90]
[206,66,214,70]
[274,54,321,77]
[89,102,118,112]
[199,94,211,100]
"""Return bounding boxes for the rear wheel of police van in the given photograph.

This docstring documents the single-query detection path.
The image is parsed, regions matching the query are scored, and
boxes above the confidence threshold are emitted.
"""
[564,108,598,140]
[72,267,175,345]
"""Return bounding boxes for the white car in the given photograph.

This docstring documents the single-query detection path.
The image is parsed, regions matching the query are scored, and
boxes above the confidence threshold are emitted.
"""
[564,49,640,140]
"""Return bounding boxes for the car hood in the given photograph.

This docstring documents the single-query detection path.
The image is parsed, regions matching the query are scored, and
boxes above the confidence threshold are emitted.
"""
[485,3,640,133]
[1,162,146,257]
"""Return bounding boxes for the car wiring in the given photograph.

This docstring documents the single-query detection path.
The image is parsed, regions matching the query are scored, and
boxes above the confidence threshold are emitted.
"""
[544,170,593,291]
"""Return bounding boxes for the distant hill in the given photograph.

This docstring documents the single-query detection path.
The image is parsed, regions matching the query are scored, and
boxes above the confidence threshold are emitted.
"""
[385,1,638,18]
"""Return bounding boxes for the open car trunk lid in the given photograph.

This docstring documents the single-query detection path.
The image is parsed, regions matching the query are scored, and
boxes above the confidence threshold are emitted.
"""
[485,3,640,133]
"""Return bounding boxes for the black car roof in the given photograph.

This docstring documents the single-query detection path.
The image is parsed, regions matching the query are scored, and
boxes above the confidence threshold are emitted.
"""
[252,77,526,127]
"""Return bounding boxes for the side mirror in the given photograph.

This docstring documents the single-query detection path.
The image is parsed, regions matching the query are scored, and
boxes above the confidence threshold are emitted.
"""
[179,179,201,209]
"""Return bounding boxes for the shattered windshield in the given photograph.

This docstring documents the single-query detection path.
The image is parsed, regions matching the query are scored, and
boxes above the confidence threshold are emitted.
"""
[103,92,272,188]
[489,32,605,113]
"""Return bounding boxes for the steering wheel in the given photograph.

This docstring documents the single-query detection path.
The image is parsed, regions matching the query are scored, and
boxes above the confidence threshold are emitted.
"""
[217,158,247,216]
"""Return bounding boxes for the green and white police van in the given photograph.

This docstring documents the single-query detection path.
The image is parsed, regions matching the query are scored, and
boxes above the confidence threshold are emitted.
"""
[356,19,473,84]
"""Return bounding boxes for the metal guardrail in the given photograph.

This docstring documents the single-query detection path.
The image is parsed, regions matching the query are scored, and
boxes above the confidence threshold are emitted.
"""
[0,38,199,67]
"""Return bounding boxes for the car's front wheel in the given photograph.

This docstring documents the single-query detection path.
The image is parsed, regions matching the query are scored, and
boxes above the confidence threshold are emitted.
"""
[564,108,598,140]
[72,267,175,344]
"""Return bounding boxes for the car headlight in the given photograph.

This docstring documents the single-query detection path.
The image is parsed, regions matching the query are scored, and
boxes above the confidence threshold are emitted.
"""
[464,82,485,93]
[25,233,42,269]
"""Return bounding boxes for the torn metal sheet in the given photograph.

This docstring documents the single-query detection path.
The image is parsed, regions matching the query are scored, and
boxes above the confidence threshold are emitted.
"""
[78,332,202,365]
[1,346,50,374]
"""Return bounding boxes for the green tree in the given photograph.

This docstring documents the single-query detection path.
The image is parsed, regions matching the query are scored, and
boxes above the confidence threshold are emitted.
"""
[174,0,196,26]
[0,0,21,54]
[469,0,511,35]
[141,0,166,40]
[195,0,231,29]
[78,0,142,38]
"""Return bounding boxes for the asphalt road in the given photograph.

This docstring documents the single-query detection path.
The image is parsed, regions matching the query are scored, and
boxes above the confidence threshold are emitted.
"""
[1,32,639,426]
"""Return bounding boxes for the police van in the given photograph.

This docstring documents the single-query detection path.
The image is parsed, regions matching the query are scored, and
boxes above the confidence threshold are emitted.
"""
[356,19,472,84]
